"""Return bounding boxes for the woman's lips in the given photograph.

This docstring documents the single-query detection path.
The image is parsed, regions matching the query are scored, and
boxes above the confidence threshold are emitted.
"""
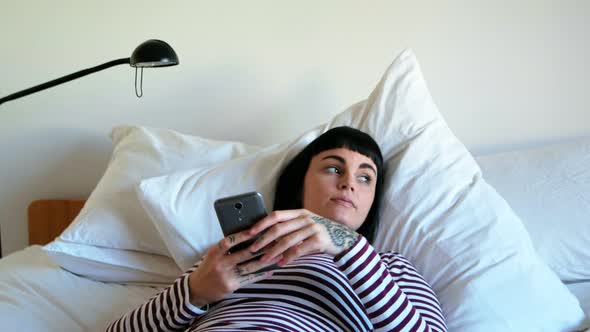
[331,198,355,208]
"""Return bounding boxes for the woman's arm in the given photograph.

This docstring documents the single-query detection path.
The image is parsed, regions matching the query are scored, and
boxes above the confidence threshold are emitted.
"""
[105,262,207,332]
[247,209,446,331]
[105,231,277,332]
[333,235,447,332]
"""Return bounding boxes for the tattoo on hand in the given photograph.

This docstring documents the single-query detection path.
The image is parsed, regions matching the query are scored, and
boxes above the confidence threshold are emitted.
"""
[311,216,358,250]
[228,235,236,244]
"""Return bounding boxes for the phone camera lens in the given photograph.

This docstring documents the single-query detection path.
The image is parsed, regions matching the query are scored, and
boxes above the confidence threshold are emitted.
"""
[234,202,243,210]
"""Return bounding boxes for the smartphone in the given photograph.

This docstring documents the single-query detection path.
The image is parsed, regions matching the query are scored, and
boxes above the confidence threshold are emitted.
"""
[214,192,268,255]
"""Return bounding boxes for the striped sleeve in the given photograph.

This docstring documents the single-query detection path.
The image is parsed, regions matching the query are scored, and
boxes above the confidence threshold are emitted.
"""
[333,235,447,332]
[105,262,207,332]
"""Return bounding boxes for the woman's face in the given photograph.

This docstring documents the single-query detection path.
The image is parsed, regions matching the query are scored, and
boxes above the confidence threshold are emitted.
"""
[302,147,377,230]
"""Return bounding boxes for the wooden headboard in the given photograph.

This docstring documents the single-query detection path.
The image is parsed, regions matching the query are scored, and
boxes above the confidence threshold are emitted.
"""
[28,199,86,245]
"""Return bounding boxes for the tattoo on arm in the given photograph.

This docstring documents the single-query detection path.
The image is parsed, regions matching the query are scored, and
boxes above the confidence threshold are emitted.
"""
[311,216,359,250]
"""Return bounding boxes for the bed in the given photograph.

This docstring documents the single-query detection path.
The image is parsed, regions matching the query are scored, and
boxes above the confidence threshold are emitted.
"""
[1,136,589,331]
[1,51,589,331]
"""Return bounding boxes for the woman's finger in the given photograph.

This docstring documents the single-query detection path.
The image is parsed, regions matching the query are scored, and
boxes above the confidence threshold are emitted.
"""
[249,209,309,235]
[226,247,265,266]
[211,230,257,257]
[249,215,313,252]
[279,239,322,266]
[259,224,317,263]
[238,270,275,287]
[237,254,283,276]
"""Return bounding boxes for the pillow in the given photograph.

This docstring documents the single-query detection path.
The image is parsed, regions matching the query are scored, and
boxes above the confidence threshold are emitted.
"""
[137,49,587,330]
[43,125,259,283]
[476,137,590,282]
[43,241,180,285]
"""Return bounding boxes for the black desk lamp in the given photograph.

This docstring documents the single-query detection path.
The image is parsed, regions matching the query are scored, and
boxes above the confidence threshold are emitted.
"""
[0,39,178,257]
[0,39,179,106]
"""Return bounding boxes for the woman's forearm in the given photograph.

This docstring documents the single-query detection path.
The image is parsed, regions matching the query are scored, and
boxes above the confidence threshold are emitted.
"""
[105,264,207,332]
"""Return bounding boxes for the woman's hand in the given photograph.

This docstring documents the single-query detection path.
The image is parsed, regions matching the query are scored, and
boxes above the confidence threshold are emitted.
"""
[188,231,282,308]
[248,209,359,267]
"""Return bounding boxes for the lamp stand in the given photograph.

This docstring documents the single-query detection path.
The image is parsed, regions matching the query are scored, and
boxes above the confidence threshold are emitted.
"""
[0,58,130,105]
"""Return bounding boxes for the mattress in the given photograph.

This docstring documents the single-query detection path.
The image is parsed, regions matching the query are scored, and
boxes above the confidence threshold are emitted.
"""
[0,246,160,331]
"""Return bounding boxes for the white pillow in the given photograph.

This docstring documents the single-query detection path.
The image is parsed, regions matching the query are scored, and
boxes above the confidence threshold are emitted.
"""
[43,241,180,285]
[137,49,587,331]
[476,137,590,282]
[43,125,258,283]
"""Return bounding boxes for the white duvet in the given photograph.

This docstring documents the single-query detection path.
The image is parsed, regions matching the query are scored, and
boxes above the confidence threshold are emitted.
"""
[0,246,160,332]
[569,282,590,326]
[1,245,589,331]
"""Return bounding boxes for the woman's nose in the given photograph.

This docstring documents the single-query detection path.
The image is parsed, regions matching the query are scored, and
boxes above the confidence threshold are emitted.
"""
[338,175,355,192]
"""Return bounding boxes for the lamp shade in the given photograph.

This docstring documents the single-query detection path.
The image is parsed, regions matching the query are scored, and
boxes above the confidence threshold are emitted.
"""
[130,39,179,68]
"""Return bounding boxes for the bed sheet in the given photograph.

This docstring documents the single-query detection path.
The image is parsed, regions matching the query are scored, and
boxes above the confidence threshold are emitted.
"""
[0,245,160,332]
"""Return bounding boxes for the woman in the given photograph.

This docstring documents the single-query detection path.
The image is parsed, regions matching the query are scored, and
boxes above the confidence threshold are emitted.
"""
[106,126,447,332]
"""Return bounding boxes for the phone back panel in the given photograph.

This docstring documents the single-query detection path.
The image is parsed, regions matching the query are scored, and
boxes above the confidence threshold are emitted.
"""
[214,192,268,237]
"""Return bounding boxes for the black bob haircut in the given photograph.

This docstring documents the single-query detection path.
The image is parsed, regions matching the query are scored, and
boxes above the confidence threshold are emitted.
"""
[273,126,385,244]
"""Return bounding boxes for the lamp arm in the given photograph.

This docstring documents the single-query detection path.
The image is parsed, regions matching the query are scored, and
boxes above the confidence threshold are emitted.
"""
[0,57,131,105]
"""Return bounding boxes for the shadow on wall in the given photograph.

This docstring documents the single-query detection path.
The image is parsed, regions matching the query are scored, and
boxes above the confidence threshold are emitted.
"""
[0,127,112,255]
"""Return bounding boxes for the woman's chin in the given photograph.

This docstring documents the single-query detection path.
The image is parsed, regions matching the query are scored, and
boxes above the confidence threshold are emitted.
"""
[311,206,356,229]
[324,212,353,228]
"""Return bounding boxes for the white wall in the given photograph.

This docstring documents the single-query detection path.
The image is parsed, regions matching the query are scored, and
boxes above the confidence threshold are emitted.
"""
[1,0,589,256]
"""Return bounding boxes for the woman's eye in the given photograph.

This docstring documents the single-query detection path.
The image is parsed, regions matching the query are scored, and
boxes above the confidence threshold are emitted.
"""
[326,166,340,174]
[358,175,372,184]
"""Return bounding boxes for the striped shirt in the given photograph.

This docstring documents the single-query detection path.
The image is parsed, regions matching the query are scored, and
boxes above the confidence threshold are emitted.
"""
[106,236,446,331]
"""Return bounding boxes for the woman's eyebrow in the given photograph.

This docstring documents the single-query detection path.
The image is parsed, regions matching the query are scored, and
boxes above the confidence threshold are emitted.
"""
[321,155,346,163]
[321,155,377,175]
[359,163,377,175]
